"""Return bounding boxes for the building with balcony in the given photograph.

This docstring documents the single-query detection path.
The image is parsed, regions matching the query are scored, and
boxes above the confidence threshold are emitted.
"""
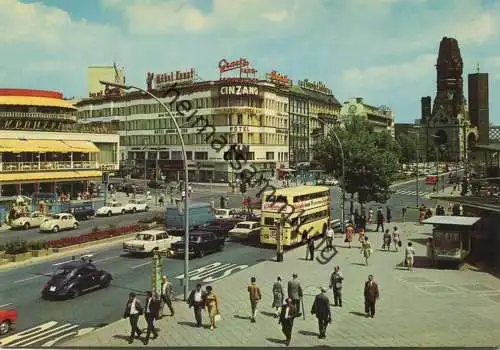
[0,88,119,197]
[76,80,289,182]
[340,97,395,136]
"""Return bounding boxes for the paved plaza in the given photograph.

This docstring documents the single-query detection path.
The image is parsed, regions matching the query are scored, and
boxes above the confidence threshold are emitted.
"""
[63,221,500,347]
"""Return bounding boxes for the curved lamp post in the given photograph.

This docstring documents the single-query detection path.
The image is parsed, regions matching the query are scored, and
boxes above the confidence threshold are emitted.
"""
[100,81,190,301]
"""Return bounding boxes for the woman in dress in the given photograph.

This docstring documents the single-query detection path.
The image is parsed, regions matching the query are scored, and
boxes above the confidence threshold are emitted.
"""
[272,276,284,317]
[357,227,365,245]
[392,226,401,252]
[360,236,372,266]
[345,223,354,248]
[204,285,220,330]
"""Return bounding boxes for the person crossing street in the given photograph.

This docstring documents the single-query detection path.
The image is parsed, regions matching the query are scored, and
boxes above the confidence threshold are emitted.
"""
[311,287,331,339]
[329,266,343,307]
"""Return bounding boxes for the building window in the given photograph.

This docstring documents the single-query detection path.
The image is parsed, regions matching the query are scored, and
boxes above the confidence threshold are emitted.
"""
[248,152,255,161]
[237,133,243,144]
[171,151,182,160]
[266,152,274,160]
[237,114,243,125]
[186,151,193,160]
[159,151,169,159]
[194,152,208,160]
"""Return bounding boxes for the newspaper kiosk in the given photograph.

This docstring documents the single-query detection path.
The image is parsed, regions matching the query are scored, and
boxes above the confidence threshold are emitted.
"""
[423,216,480,266]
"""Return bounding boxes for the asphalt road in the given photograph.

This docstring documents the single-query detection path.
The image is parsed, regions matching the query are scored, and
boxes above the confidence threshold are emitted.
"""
[0,240,275,347]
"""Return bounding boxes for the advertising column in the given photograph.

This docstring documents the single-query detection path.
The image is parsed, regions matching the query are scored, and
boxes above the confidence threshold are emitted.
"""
[151,251,164,296]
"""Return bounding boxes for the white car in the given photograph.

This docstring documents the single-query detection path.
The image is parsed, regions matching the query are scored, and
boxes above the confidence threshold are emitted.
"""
[10,211,49,230]
[214,208,237,219]
[40,213,79,233]
[323,178,339,186]
[228,221,261,240]
[124,199,149,213]
[123,230,182,254]
[95,202,126,217]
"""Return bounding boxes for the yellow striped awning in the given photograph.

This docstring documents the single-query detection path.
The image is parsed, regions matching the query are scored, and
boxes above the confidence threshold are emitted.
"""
[61,140,100,153]
[0,96,76,109]
[0,170,102,183]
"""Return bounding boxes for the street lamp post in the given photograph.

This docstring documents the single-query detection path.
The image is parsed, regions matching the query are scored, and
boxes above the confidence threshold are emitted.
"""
[408,128,420,207]
[100,80,191,301]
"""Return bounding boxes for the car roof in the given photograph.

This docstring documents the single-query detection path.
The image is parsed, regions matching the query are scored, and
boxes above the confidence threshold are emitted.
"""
[236,221,256,225]
[166,202,210,209]
[59,261,95,269]
[135,229,166,235]
[190,231,214,236]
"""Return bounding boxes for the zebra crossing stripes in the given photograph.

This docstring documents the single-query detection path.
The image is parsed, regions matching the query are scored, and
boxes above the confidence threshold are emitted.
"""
[393,189,432,197]
[0,321,94,347]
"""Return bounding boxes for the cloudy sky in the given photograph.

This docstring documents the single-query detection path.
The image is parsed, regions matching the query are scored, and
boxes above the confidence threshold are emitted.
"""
[1,0,500,123]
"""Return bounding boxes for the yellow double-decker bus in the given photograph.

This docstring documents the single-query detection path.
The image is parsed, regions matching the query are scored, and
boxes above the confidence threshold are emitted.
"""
[260,186,331,246]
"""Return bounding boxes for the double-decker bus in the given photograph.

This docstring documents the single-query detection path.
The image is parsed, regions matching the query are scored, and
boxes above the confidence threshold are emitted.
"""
[260,186,331,246]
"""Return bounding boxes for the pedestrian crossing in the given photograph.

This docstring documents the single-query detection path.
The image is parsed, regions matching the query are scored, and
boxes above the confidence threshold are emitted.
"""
[393,189,433,197]
[0,321,94,348]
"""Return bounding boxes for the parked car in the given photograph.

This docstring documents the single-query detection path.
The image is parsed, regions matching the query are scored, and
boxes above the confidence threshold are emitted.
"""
[147,181,166,189]
[40,213,79,233]
[95,202,126,216]
[233,212,260,222]
[10,211,49,230]
[203,219,240,238]
[0,306,17,335]
[41,256,112,299]
[214,208,238,219]
[124,199,149,213]
[68,206,95,221]
[120,184,145,194]
[123,229,181,254]
[169,231,225,258]
[228,221,261,241]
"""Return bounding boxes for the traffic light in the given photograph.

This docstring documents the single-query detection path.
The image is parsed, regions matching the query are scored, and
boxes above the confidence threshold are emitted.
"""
[239,182,247,193]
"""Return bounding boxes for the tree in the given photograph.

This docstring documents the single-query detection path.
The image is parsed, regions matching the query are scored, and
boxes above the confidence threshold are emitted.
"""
[396,133,417,163]
[313,116,401,212]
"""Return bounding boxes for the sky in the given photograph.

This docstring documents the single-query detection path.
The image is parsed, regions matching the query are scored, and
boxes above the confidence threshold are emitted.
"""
[1,0,500,124]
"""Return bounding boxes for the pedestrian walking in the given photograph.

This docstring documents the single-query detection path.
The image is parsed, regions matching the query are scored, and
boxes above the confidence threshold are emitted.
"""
[160,276,175,317]
[402,207,407,223]
[287,273,303,316]
[360,214,367,231]
[307,237,315,260]
[375,207,384,232]
[344,223,354,248]
[382,229,391,251]
[329,266,343,307]
[122,292,143,344]
[143,291,160,345]
[364,275,379,318]
[204,286,220,330]
[326,225,334,251]
[159,194,164,206]
[248,277,262,323]
[279,298,297,346]
[302,231,309,260]
[311,287,331,339]
[386,206,392,223]
[368,208,373,224]
[357,227,365,245]
[272,276,284,318]
[187,284,206,327]
[392,226,401,252]
[405,242,416,271]
[360,236,372,265]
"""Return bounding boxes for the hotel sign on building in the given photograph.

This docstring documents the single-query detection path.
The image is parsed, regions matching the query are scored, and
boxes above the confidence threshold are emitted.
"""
[146,68,195,89]
[298,79,332,95]
[266,70,292,87]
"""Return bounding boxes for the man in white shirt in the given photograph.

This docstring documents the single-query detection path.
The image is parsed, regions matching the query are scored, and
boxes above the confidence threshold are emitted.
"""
[123,292,143,344]
[187,284,206,327]
[326,226,334,251]
[161,276,175,317]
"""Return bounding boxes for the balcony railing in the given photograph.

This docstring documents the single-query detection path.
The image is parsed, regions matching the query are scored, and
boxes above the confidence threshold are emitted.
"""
[0,161,100,172]
[0,111,76,122]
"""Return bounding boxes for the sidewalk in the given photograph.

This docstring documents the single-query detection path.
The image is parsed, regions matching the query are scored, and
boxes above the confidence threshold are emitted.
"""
[64,221,500,347]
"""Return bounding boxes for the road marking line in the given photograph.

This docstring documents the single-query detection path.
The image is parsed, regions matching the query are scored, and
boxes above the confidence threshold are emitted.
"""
[14,275,42,283]
[15,324,79,347]
[0,321,58,346]
[52,259,75,266]
[42,330,79,347]
[0,303,12,308]
[93,256,120,263]
[131,261,151,269]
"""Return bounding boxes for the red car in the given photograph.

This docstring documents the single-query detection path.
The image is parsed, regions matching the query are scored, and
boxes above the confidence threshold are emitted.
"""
[0,307,17,335]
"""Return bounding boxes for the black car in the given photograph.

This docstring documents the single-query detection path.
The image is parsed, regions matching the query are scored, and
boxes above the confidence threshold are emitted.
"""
[202,219,239,238]
[41,257,112,300]
[234,212,260,222]
[148,181,166,189]
[169,231,225,258]
[118,183,146,194]
[68,206,95,220]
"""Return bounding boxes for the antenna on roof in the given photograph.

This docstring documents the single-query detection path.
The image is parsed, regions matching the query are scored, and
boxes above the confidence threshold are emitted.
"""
[476,62,480,73]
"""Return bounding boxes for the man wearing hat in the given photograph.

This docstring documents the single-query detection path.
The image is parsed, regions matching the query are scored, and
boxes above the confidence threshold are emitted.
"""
[123,292,143,344]
[311,287,331,339]
[287,273,303,317]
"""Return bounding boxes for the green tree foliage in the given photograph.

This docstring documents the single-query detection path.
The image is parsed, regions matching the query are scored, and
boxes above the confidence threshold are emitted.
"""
[396,133,417,163]
[313,116,401,208]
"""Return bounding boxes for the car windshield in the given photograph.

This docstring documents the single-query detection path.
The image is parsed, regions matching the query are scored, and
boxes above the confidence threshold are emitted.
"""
[53,267,74,278]
[236,223,251,229]
[128,200,138,204]
[135,233,154,241]
[49,214,60,219]
[207,220,222,226]
[105,202,114,206]
[215,210,228,216]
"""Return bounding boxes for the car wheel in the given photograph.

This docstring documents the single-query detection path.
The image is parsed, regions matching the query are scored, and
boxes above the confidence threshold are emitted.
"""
[100,279,111,288]
[107,211,112,217]
[0,320,11,335]
[70,288,80,298]
[198,249,205,258]
[132,207,137,213]
[52,226,59,233]
[24,222,30,230]
[121,209,126,215]
[72,222,79,230]
[85,215,90,220]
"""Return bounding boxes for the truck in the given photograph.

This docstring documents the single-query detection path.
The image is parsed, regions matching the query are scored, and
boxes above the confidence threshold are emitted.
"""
[165,202,214,235]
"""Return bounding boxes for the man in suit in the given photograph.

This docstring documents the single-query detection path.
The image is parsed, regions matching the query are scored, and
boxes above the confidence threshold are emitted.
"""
[307,237,315,261]
[364,275,380,318]
[311,287,331,339]
[279,297,296,346]
[287,273,303,317]
[248,276,262,323]
[329,266,343,307]
[123,292,143,344]
[161,275,175,317]
[144,291,160,345]
[187,284,206,327]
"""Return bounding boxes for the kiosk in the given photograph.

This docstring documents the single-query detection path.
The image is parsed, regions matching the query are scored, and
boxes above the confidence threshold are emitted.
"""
[423,216,480,265]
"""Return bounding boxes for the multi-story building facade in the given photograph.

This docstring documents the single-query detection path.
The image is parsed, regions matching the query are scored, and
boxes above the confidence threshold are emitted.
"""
[0,88,119,197]
[77,63,290,182]
[340,97,395,136]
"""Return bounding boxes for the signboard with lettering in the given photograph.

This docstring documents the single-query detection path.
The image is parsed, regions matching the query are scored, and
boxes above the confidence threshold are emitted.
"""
[218,57,258,82]
[220,86,259,96]
[294,197,329,210]
[266,70,292,87]
[298,79,332,95]
[262,202,293,213]
[146,69,195,89]
[230,126,249,133]
[154,128,188,134]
